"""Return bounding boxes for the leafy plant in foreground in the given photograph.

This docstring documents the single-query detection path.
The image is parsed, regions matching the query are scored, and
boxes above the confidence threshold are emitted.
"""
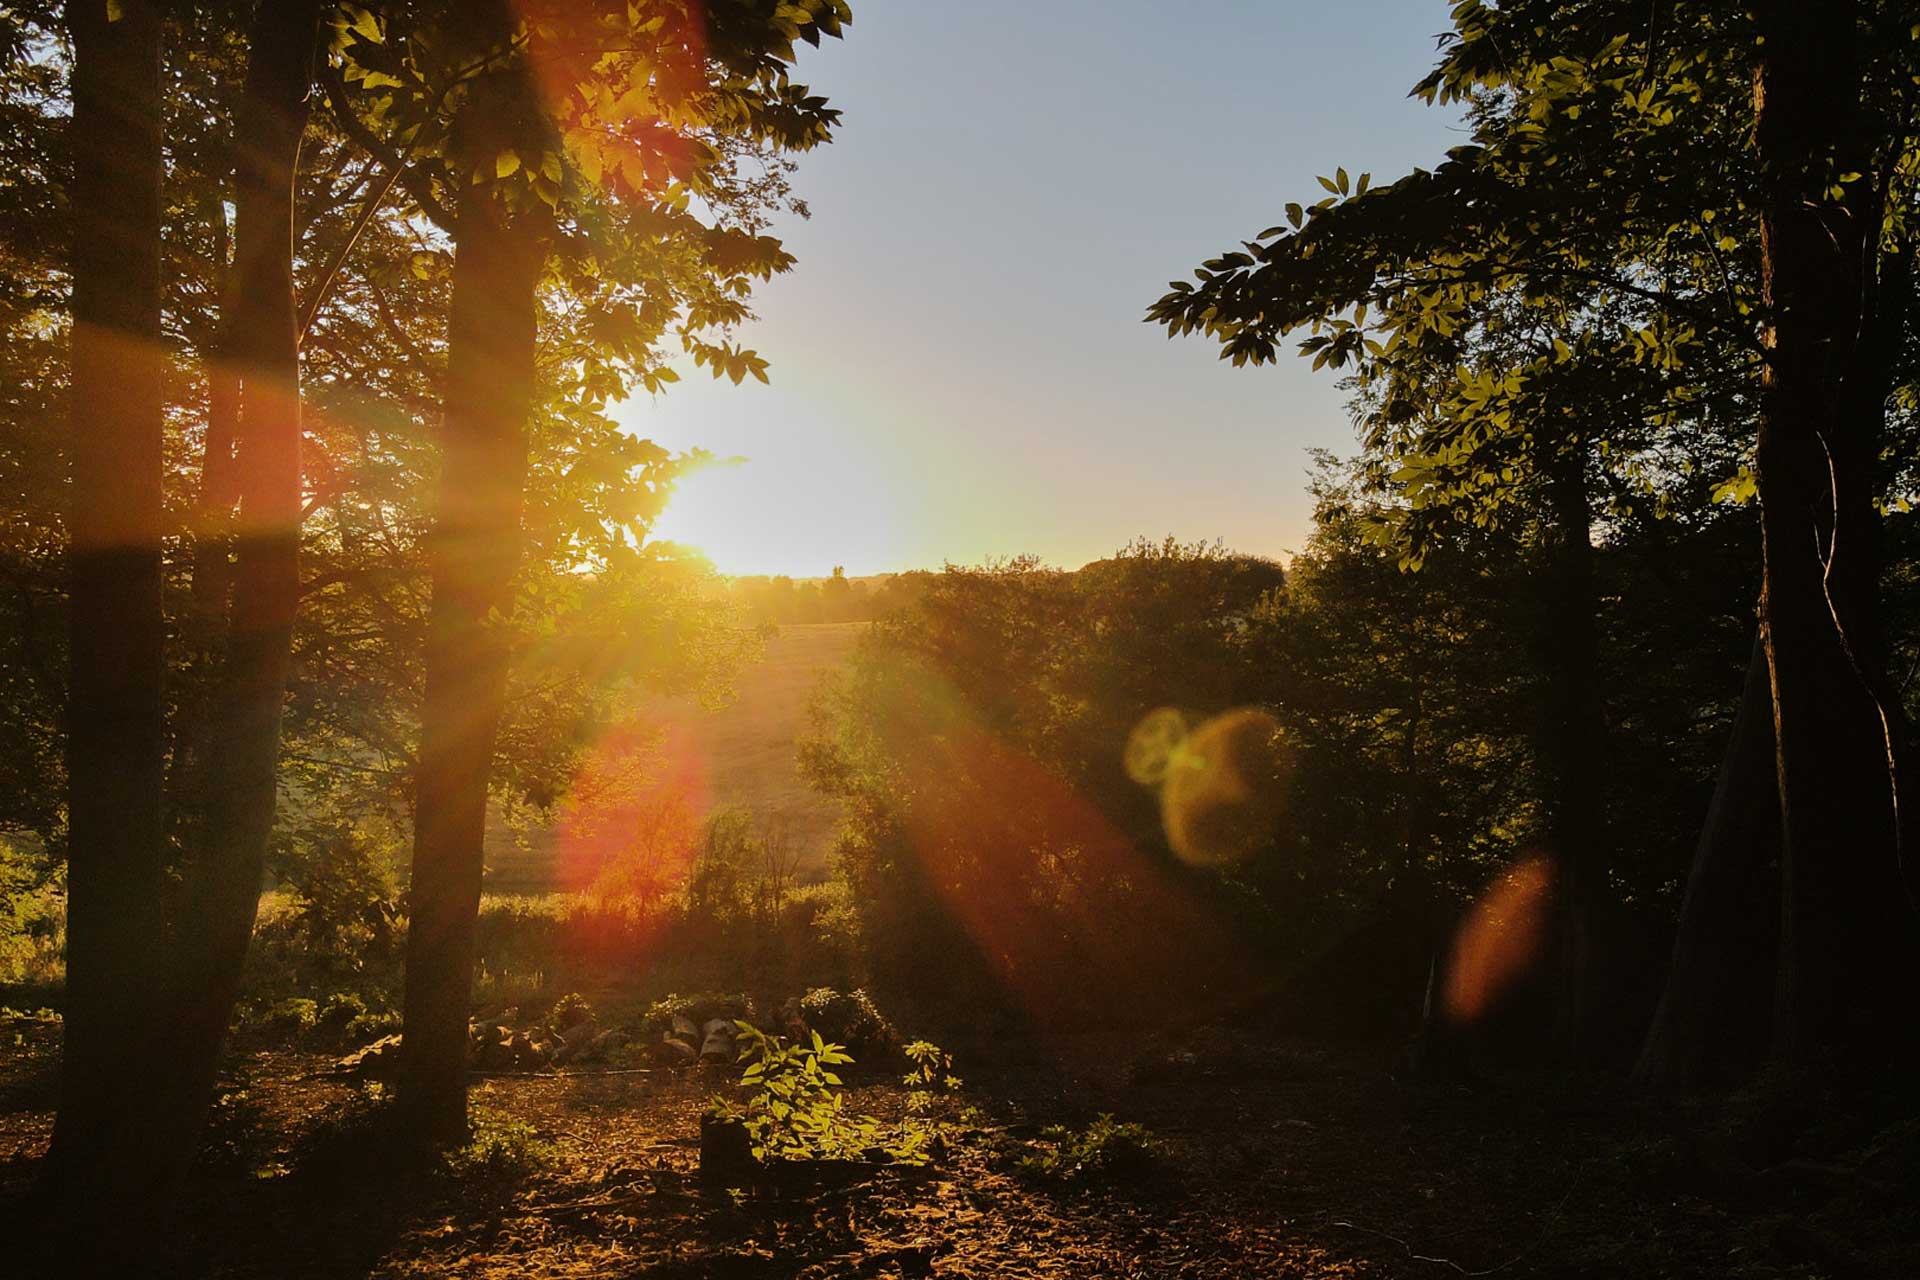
[1017,1114,1161,1185]
[715,1021,953,1166]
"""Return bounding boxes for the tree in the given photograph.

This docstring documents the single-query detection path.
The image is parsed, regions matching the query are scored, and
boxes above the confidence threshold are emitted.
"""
[1748,0,1917,1070]
[152,0,326,1182]
[1151,0,1920,1080]
[398,0,554,1142]
[44,0,169,1229]
[323,0,851,1143]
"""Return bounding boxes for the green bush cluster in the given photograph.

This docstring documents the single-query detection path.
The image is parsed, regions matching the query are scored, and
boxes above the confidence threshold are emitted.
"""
[1016,1114,1161,1185]
[798,986,892,1057]
[0,836,63,994]
[713,1022,953,1167]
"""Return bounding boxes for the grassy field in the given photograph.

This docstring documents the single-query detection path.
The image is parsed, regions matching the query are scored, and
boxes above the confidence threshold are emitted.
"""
[483,621,867,893]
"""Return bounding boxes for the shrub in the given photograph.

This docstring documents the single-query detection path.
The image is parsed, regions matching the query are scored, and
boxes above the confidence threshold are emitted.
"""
[0,836,64,990]
[1017,1114,1160,1185]
[318,991,369,1032]
[714,1022,946,1166]
[798,986,892,1058]
[258,996,319,1041]
[290,1083,403,1184]
[640,990,755,1037]
[549,991,594,1030]
[445,1105,553,1185]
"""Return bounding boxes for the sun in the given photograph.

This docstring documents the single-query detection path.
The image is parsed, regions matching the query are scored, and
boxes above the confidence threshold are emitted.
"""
[649,449,908,579]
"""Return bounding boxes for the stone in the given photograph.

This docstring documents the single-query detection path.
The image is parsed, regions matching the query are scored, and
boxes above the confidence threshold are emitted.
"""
[554,1019,600,1065]
[700,1026,736,1064]
[654,1037,698,1067]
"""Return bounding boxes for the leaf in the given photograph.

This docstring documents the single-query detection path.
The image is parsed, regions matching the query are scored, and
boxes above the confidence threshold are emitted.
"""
[496,151,521,179]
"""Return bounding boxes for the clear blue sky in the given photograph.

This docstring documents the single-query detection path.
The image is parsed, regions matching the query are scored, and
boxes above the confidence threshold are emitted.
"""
[622,0,1465,577]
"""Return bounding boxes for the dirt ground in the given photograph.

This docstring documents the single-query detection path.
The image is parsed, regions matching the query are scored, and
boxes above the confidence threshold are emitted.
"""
[2,1013,1913,1278]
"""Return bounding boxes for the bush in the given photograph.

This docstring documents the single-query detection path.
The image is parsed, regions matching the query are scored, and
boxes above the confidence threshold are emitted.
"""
[1017,1114,1161,1185]
[712,1022,949,1166]
[257,996,319,1041]
[0,836,63,991]
[549,991,594,1030]
[318,991,368,1032]
[798,986,893,1058]
[445,1105,553,1186]
[640,990,755,1037]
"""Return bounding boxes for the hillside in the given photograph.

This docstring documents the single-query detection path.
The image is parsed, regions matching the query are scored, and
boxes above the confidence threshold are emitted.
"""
[483,621,867,893]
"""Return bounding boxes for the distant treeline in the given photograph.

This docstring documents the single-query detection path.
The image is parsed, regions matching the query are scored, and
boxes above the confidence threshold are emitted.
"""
[726,568,933,627]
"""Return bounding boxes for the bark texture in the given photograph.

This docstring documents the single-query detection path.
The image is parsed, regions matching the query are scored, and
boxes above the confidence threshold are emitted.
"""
[1753,0,1917,1072]
[398,11,548,1143]
[153,0,323,1178]
[45,0,168,1222]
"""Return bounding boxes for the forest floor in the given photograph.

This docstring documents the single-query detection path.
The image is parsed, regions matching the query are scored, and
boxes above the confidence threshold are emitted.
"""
[1,1011,1915,1278]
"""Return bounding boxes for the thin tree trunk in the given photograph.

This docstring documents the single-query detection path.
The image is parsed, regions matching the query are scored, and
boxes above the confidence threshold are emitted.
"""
[1537,432,1604,1059]
[1632,632,1779,1090]
[192,192,240,639]
[43,0,168,1226]
[398,17,547,1143]
[1754,0,1916,1072]
[171,177,239,866]
[150,0,322,1180]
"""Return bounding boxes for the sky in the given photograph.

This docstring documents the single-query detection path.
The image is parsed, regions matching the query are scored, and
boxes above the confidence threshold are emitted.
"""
[622,1,1467,577]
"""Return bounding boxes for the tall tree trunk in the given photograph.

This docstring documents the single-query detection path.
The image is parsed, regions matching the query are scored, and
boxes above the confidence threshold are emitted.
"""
[1537,431,1604,1058]
[1633,633,1779,1090]
[171,184,241,852]
[150,0,322,1181]
[43,0,168,1224]
[192,191,241,644]
[398,22,547,1144]
[1754,0,1917,1073]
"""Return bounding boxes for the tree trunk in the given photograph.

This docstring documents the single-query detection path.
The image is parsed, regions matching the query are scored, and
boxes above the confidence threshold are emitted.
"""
[1632,632,1779,1090]
[398,24,547,1144]
[150,0,322,1181]
[1754,0,1917,1073]
[43,0,168,1226]
[169,188,242,860]
[1537,431,1605,1059]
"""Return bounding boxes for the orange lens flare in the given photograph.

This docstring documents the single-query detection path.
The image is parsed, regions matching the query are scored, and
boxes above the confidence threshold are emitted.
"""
[1132,707,1290,867]
[879,666,1252,1029]
[1443,855,1555,1025]
[554,718,709,897]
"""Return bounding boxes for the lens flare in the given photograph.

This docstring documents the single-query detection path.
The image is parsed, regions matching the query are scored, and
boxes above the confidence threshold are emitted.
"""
[1443,855,1554,1025]
[1154,707,1288,867]
[1124,706,1188,785]
[554,719,709,895]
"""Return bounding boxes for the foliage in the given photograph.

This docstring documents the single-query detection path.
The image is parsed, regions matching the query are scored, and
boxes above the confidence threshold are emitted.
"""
[717,1021,943,1166]
[1016,1114,1160,1186]
[900,1038,962,1114]
[256,997,319,1041]
[803,543,1289,1027]
[798,986,892,1057]
[0,836,62,989]
[549,991,594,1031]
[444,1105,553,1186]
